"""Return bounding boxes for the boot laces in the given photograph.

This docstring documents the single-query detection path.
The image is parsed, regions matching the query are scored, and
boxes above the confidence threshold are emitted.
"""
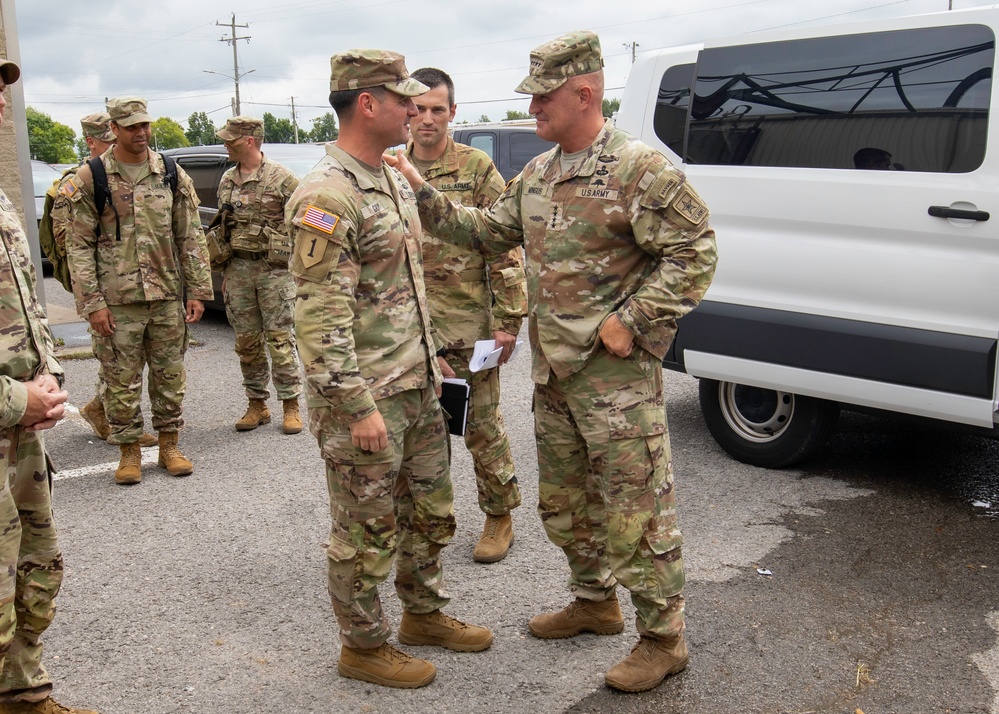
[374,642,412,664]
[482,517,502,539]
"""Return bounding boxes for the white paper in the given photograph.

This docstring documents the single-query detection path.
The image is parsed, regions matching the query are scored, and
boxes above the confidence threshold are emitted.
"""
[469,339,525,373]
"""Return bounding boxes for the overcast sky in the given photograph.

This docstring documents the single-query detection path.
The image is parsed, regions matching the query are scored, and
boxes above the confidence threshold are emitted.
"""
[10,0,995,141]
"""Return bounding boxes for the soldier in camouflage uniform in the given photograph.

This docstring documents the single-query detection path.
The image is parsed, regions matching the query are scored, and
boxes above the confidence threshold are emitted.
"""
[0,58,99,714]
[65,97,213,486]
[288,49,492,690]
[392,31,717,693]
[47,114,157,449]
[214,116,303,435]
[406,67,526,563]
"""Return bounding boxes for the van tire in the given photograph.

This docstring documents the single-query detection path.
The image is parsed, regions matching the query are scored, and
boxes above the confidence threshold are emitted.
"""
[698,379,839,468]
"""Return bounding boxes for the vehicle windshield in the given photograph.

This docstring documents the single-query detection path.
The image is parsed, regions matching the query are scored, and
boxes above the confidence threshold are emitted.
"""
[32,162,62,197]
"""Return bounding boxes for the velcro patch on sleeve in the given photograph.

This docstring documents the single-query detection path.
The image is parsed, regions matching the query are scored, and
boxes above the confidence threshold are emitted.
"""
[59,179,79,198]
[301,204,340,234]
[671,189,708,226]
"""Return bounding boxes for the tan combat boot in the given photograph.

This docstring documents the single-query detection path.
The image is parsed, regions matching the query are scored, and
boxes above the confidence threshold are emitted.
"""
[398,610,493,652]
[282,398,302,434]
[528,594,625,639]
[114,442,142,485]
[472,513,514,563]
[337,642,436,689]
[80,397,110,440]
[604,633,689,692]
[137,432,158,448]
[235,398,270,431]
[0,696,99,713]
[157,431,193,477]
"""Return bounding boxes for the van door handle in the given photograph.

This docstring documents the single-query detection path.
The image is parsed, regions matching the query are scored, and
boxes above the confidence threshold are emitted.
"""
[928,206,990,221]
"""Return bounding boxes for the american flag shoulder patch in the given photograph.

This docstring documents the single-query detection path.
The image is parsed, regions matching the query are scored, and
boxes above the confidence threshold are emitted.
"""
[59,179,78,198]
[302,205,339,234]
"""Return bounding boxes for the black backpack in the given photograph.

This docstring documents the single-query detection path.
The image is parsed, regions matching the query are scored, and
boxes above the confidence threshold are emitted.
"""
[88,153,178,240]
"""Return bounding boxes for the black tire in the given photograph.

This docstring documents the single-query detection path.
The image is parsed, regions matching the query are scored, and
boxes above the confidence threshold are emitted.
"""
[698,379,839,468]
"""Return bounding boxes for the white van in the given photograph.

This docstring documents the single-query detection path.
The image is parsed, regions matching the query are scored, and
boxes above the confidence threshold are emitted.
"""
[616,6,999,467]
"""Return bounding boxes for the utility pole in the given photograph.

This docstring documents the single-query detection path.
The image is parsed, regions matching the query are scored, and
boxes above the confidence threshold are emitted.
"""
[214,14,252,116]
[290,97,299,144]
[623,41,639,64]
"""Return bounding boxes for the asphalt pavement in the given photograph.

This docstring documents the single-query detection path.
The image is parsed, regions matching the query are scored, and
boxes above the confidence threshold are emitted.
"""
[38,278,999,714]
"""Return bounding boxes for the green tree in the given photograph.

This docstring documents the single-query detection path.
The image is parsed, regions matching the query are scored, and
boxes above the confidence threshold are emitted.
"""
[75,136,89,162]
[478,114,491,123]
[26,107,77,163]
[263,112,296,143]
[185,111,218,146]
[504,110,531,121]
[151,117,189,150]
[602,97,621,118]
[306,112,338,142]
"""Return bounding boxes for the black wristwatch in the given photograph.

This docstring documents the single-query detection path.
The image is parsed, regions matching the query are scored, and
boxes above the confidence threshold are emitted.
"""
[436,347,448,358]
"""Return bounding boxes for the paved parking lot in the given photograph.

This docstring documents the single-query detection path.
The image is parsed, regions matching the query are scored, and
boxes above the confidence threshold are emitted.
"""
[37,279,999,713]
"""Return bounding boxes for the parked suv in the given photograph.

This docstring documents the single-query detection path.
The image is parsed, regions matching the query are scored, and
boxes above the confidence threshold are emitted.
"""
[450,122,555,181]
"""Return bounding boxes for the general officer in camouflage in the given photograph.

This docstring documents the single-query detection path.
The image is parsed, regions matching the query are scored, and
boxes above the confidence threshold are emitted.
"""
[0,58,99,714]
[406,67,526,563]
[64,96,213,486]
[288,49,492,690]
[214,116,303,435]
[47,113,157,449]
[391,31,717,693]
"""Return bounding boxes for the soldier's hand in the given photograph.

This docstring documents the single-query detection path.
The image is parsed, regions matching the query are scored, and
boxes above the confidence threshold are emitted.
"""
[185,299,205,323]
[350,411,389,453]
[383,152,425,191]
[20,375,68,431]
[599,314,635,358]
[493,330,518,365]
[87,308,115,337]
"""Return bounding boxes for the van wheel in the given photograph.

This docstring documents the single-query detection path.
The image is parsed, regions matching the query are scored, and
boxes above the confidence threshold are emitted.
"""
[698,379,839,468]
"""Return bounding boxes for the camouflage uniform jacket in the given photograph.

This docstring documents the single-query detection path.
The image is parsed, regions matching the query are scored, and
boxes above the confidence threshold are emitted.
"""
[406,137,526,348]
[63,149,213,316]
[218,154,299,253]
[415,120,718,384]
[48,163,81,251]
[0,188,63,427]
[288,143,441,424]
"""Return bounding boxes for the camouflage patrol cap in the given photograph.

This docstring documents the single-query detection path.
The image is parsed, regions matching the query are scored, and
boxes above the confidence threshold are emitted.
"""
[106,96,153,127]
[80,113,115,143]
[216,116,264,142]
[0,59,19,85]
[329,49,429,97]
[514,30,604,95]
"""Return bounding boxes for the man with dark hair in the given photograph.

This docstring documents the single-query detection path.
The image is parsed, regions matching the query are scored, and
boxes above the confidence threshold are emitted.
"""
[288,49,492,690]
[407,67,527,563]
[392,30,717,693]
[65,96,213,485]
[0,57,98,714]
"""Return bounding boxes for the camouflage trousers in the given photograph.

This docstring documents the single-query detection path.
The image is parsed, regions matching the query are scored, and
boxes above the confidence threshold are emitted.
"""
[316,386,454,649]
[0,425,62,699]
[534,347,685,639]
[92,300,189,444]
[447,347,520,516]
[223,258,301,401]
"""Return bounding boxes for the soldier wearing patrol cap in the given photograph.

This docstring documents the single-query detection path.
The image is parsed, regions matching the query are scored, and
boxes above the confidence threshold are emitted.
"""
[287,49,492,689]
[65,96,213,486]
[47,113,158,451]
[213,116,303,436]
[392,30,718,692]
[0,58,99,714]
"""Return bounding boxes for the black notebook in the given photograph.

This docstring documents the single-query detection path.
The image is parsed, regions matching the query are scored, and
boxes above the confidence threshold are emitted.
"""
[439,379,470,436]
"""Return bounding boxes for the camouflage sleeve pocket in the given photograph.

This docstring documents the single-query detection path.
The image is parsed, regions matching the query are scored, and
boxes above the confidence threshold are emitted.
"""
[289,197,351,284]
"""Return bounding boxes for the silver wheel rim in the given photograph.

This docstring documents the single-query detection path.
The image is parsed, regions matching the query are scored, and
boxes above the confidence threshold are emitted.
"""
[718,383,794,443]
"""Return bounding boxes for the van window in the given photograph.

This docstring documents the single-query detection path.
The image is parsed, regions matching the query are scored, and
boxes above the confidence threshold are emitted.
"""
[467,133,496,160]
[509,132,555,172]
[653,63,695,156]
[684,25,994,172]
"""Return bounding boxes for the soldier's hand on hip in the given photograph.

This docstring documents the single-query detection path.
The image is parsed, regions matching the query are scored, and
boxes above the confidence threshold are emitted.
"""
[87,307,115,337]
[350,411,389,453]
[599,313,635,358]
[185,299,205,323]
